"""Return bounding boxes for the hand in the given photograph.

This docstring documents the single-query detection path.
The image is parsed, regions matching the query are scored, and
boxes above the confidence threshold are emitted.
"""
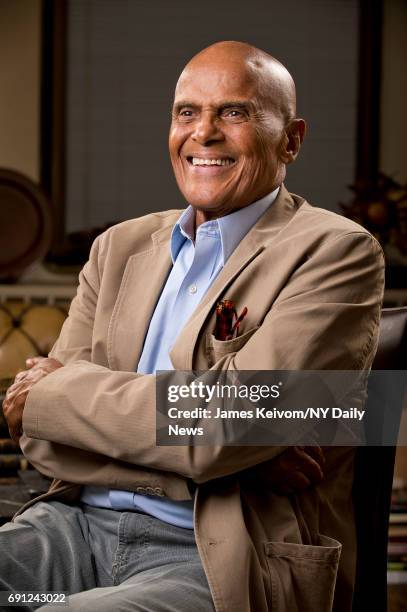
[255,446,325,495]
[2,357,63,442]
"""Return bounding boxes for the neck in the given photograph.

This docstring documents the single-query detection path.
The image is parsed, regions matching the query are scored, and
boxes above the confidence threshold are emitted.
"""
[193,183,282,229]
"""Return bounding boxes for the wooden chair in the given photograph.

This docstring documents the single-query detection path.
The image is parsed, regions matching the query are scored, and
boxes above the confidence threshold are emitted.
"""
[352,307,407,611]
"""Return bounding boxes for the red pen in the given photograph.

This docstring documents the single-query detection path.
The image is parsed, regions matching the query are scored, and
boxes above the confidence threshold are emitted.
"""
[226,306,248,340]
[215,300,248,340]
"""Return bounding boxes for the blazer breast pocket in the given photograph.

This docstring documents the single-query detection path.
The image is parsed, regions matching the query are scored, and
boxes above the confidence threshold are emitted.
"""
[206,326,259,366]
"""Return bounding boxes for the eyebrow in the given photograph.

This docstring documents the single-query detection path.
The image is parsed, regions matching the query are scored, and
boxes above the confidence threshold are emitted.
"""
[172,101,199,113]
[172,100,254,113]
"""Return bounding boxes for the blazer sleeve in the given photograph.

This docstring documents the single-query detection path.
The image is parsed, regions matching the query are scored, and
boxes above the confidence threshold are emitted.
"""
[21,230,385,484]
[47,233,102,364]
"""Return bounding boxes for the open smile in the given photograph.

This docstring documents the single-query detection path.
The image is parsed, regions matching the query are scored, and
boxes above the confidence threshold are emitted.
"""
[186,156,236,168]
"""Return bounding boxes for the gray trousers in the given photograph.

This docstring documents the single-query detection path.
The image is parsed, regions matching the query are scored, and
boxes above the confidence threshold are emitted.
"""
[0,501,215,612]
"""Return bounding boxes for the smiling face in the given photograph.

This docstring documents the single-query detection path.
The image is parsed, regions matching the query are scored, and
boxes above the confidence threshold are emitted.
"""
[169,47,295,224]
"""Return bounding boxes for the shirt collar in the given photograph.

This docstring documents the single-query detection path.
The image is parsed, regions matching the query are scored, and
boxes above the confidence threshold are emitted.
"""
[171,186,280,264]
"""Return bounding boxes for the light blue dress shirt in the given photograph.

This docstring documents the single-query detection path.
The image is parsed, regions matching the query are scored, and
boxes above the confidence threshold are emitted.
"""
[81,186,280,529]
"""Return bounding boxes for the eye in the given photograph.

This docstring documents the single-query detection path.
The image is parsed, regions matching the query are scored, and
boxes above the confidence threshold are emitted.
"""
[176,108,197,122]
[222,108,247,122]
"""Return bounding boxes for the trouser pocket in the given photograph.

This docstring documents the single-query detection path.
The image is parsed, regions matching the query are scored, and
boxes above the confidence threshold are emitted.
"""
[265,533,341,612]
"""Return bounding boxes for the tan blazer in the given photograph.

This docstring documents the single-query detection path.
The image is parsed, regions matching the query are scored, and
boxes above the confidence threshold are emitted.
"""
[16,186,385,612]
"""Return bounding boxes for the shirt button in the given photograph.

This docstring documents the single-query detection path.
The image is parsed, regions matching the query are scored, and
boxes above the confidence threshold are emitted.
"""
[189,284,197,295]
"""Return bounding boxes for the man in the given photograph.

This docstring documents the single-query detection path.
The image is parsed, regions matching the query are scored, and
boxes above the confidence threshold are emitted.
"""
[2,41,384,611]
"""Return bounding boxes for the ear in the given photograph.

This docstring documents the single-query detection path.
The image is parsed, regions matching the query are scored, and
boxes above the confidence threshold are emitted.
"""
[280,119,306,164]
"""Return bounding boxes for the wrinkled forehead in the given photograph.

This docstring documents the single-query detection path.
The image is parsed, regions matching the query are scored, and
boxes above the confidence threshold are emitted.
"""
[174,60,267,106]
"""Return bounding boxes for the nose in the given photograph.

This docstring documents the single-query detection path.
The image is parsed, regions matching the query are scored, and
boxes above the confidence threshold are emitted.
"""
[192,111,224,145]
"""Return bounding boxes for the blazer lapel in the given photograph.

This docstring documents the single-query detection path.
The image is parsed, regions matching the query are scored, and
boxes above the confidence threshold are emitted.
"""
[108,226,173,371]
[108,185,300,373]
[169,185,300,370]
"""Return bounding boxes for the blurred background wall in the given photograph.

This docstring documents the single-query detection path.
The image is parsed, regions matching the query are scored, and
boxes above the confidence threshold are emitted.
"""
[0,0,41,182]
[63,0,358,231]
[380,0,407,184]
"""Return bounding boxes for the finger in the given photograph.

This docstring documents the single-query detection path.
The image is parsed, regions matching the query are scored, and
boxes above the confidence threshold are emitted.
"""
[3,394,15,414]
[302,445,325,467]
[4,389,29,415]
[5,381,29,399]
[2,397,10,417]
[4,385,19,400]
[30,358,63,376]
[8,425,22,444]
[4,397,25,441]
[284,471,311,493]
[43,357,64,371]
[15,370,29,382]
[5,375,48,409]
[26,356,45,367]
[293,448,324,483]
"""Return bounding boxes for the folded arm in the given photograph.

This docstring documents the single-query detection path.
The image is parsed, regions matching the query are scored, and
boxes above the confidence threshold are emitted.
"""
[15,230,384,484]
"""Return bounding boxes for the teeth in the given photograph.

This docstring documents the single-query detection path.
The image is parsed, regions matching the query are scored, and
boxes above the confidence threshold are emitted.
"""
[191,157,234,166]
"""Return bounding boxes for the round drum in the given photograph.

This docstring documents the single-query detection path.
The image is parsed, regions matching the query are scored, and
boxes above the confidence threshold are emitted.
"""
[0,169,52,279]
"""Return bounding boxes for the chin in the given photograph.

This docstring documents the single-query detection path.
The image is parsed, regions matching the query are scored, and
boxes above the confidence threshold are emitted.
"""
[182,192,226,211]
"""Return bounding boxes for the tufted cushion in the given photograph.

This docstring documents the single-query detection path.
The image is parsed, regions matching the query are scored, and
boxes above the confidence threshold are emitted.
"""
[0,300,69,381]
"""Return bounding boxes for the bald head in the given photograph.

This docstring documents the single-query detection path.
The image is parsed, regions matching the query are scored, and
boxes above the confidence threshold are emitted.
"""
[176,41,297,123]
